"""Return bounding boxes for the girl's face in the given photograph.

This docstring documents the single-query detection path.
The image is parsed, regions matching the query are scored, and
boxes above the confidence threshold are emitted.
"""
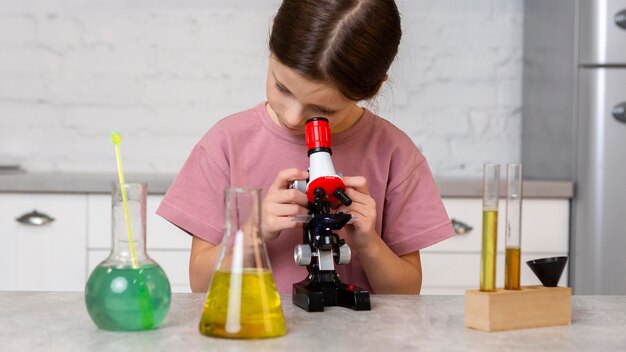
[265,56,363,134]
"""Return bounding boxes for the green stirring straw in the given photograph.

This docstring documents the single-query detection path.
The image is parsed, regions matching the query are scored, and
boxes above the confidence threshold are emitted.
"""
[111,132,139,268]
[111,132,154,329]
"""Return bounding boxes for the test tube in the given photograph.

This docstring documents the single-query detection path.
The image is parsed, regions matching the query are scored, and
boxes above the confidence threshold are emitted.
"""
[480,163,500,292]
[504,163,523,290]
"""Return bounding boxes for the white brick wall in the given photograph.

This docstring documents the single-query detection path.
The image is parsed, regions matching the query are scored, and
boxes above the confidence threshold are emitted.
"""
[0,0,523,177]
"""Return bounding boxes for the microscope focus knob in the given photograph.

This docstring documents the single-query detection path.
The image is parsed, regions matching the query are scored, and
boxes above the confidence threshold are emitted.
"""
[294,244,312,266]
[336,243,351,265]
[289,179,307,194]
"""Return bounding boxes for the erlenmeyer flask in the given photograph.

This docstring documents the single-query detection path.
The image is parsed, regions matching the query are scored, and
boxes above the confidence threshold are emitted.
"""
[199,188,286,339]
[85,183,171,331]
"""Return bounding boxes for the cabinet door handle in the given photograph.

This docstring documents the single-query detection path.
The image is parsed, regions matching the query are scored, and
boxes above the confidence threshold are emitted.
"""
[16,210,56,226]
[616,9,626,30]
[451,218,472,235]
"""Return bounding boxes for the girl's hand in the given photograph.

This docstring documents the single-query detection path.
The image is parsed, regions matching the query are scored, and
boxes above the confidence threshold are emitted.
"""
[336,176,378,253]
[262,168,309,242]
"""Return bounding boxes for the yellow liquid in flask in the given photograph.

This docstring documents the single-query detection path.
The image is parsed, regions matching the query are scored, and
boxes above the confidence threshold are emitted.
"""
[199,269,286,339]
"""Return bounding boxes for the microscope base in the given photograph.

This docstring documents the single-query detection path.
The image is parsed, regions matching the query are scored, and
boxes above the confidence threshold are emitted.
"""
[292,277,371,312]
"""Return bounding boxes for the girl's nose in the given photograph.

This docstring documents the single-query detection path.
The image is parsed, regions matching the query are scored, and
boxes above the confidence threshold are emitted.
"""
[283,106,306,129]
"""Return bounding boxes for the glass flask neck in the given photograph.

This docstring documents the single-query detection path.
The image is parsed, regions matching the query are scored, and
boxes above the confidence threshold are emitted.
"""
[216,188,271,272]
[108,182,150,266]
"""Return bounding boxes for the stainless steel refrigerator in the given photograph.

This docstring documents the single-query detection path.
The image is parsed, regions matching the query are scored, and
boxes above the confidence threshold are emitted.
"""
[522,0,626,294]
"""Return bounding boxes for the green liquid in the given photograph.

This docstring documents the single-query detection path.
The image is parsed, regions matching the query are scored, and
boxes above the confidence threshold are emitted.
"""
[85,264,171,331]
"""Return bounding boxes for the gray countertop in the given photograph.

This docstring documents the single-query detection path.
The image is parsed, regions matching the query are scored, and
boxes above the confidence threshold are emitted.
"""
[0,172,175,195]
[0,292,624,351]
[0,172,574,198]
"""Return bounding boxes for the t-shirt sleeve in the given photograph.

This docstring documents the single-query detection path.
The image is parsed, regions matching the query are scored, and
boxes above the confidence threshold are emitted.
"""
[156,133,229,245]
[382,158,454,256]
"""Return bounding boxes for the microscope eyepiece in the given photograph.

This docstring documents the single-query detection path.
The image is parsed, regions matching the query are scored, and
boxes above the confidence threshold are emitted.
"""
[305,117,332,156]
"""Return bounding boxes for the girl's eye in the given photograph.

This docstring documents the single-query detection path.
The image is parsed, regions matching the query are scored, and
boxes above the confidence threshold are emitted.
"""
[316,107,333,115]
[317,109,332,115]
[275,83,289,94]
[274,82,334,115]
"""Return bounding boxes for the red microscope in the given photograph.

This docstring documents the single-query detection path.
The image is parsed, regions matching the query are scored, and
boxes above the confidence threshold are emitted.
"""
[291,117,371,312]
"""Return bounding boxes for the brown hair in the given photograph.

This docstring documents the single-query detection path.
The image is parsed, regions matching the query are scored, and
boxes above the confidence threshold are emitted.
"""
[269,0,401,101]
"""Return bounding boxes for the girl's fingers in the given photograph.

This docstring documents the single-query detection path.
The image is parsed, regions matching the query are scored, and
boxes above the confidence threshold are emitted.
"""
[267,188,308,206]
[343,187,371,204]
[266,203,309,217]
[268,168,309,192]
[264,204,308,232]
[342,176,369,194]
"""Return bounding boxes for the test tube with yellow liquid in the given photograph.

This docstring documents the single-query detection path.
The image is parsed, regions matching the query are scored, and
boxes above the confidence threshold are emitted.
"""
[199,188,286,339]
[480,164,500,292]
[505,164,523,290]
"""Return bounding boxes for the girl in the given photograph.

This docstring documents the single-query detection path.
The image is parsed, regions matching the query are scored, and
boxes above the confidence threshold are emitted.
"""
[157,0,454,294]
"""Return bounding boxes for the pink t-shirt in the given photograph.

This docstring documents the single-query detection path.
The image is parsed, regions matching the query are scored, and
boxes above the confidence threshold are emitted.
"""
[157,102,454,293]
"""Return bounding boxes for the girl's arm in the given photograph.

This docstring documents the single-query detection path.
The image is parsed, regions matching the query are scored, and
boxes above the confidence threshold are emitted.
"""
[358,238,422,294]
[189,236,219,293]
[337,176,422,294]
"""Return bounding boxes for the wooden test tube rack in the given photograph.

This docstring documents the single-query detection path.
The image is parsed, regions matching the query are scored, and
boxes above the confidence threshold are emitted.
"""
[464,286,572,332]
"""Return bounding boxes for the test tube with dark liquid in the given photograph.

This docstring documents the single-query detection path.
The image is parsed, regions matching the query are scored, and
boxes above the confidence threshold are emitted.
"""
[480,164,499,292]
[505,164,523,290]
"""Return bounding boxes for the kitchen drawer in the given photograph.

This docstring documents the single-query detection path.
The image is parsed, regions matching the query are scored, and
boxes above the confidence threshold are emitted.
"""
[88,250,191,293]
[427,198,570,253]
[0,193,87,291]
[87,194,191,250]
[420,252,569,295]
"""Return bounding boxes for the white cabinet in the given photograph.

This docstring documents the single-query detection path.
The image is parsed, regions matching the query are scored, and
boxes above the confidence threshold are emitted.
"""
[420,198,570,295]
[0,193,191,293]
[86,194,192,293]
[0,194,87,291]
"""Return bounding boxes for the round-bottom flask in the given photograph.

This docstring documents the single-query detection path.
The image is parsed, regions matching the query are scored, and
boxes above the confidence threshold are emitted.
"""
[85,183,171,331]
